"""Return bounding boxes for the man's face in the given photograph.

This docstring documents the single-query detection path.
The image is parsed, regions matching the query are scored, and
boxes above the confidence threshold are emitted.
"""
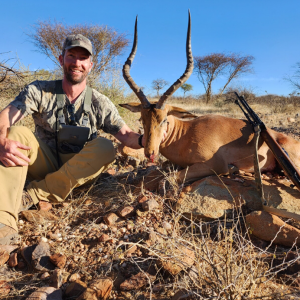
[59,47,93,85]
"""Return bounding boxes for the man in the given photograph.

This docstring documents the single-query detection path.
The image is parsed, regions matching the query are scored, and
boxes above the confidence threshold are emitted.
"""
[0,34,144,245]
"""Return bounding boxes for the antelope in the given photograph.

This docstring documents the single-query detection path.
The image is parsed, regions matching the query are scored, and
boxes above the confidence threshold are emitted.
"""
[121,12,300,185]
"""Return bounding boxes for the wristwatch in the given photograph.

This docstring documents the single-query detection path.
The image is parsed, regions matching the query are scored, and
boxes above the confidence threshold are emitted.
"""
[138,134,144,148]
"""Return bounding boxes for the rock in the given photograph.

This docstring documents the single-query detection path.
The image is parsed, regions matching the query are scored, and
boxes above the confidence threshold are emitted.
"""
[98,234,110,243]
[172,289,194,300]
[142,169,165,191]
[21,210,58,223]
[127,157,140,168]
[89,278,113,299]
[120,272,156,291]
[106,168,116,176]
[40,272,50,280]
[137,195,148,204]
[103,213,121,226]
[142,199,159,211]
[246,211,300,247]
[0,250,9,266]
[146,231,159,246]
[0,280,11,297]
[117,206,135,218]
[8,252,18,267]
[69,273,81,282]
[0,245,18,254]
[158,246,195,275]
[21,244,37,269]
[50,269,66,288]
[25,286,62,300]
[31,241,55,272]
[177,175,300,221]
[49,253,66,269]
[162,221,172,231]
[118,144,145,161]
[65,281,86,299]
[76,287,97,300]
[125,245,137,257]
[287,117,296,123]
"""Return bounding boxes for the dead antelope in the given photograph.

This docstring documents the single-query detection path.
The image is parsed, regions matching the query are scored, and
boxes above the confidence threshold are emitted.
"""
[121,13,300,184]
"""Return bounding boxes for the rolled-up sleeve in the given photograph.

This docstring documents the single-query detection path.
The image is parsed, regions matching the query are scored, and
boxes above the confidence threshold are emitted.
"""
[10,81,41,117]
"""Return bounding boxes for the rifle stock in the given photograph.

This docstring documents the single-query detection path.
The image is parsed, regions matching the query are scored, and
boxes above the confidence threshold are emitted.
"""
[235,93,300,192]
[260,129,300,190]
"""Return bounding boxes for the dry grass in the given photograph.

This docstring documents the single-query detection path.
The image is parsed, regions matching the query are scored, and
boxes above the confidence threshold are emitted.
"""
[1,93,300,299]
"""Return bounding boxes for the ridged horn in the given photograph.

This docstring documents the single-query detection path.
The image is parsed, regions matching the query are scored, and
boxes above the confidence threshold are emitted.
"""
[156,10,193,109]
[122,16,151,108]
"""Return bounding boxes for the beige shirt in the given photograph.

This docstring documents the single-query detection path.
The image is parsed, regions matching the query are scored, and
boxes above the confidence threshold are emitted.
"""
[10,80,125,149]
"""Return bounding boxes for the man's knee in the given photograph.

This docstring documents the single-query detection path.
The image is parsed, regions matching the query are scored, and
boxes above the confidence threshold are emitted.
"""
[8,126,35,143]
[86,137,115,165]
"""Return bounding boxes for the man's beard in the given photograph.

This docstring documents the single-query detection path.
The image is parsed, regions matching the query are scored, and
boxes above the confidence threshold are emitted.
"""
[63,64,89,85]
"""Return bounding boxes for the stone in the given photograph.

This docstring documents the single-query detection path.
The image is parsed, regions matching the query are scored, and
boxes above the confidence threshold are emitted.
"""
[21,210,58,223]
[21,244,37,270]
[171,289,194,300]
[103,213,121,226]
[142,199,159,211]
[40,272,50,280]
[65,281,86,299]
[120,272,156,291]
[142,169,165,191]
[117,206,135,218]
[89,277,113,299]
[76,287,97,300]
[137,195,148,204]
[8,252,18,267]
[0,245,18,254]
[31,241,55,272]
[50,269,67,289]
[49,253,66,269]
[246,211,300,247]
[25,286,62,300]
[69,273,81,282]
[0,250,9,266]
[125,245,137,257]
[0,280,11,297]
[158,246,195,275]
[98,234,110,243]
[146,231,158,246]
[176,175,300,221]
[118,144,145,161]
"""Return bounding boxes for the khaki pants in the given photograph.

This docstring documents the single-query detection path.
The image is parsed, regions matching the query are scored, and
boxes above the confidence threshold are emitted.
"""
[0,126,115,231]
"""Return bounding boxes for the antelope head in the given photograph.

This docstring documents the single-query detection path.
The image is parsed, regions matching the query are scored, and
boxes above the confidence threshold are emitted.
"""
[121,11,194,160]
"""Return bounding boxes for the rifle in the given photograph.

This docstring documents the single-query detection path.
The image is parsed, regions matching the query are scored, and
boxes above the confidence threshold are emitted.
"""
[234,92,300,192]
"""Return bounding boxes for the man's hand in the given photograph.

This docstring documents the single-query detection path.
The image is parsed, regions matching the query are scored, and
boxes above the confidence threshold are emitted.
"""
[0,138,31,167]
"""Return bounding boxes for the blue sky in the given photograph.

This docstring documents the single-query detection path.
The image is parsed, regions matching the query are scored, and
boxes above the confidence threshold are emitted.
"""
[1,0,300,97]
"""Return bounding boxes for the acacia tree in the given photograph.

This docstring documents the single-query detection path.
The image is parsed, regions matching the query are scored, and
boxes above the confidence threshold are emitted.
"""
[152,78,169,97]
[181,83,193,97]
[28,20,129,86]
[286,62,300,92]
[194,53,254,103]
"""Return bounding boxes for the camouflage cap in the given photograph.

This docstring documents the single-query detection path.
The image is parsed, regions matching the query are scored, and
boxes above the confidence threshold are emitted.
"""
[62,34,93,56]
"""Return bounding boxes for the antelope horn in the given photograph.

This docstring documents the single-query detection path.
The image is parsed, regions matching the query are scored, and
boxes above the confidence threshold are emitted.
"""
[156,10,193,109]
[122,16,151,109]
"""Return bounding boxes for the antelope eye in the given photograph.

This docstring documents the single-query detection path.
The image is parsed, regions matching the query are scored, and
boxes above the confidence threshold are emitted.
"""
[160,119,167,126]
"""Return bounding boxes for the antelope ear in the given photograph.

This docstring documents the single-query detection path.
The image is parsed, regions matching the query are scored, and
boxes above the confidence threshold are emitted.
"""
[167,105,198,119]
[119,103,142,113]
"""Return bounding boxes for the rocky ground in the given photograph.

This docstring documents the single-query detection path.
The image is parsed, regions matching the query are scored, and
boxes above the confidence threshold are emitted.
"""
[1,129,300,299]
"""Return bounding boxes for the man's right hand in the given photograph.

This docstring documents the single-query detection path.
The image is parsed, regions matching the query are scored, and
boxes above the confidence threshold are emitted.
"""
[0,138,31,167]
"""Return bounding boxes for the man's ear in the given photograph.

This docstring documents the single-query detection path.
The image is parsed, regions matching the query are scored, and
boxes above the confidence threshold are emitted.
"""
[167,105,198,119]
[89,60,93,73]
[59,55,64,67]
[119,103,142,113]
